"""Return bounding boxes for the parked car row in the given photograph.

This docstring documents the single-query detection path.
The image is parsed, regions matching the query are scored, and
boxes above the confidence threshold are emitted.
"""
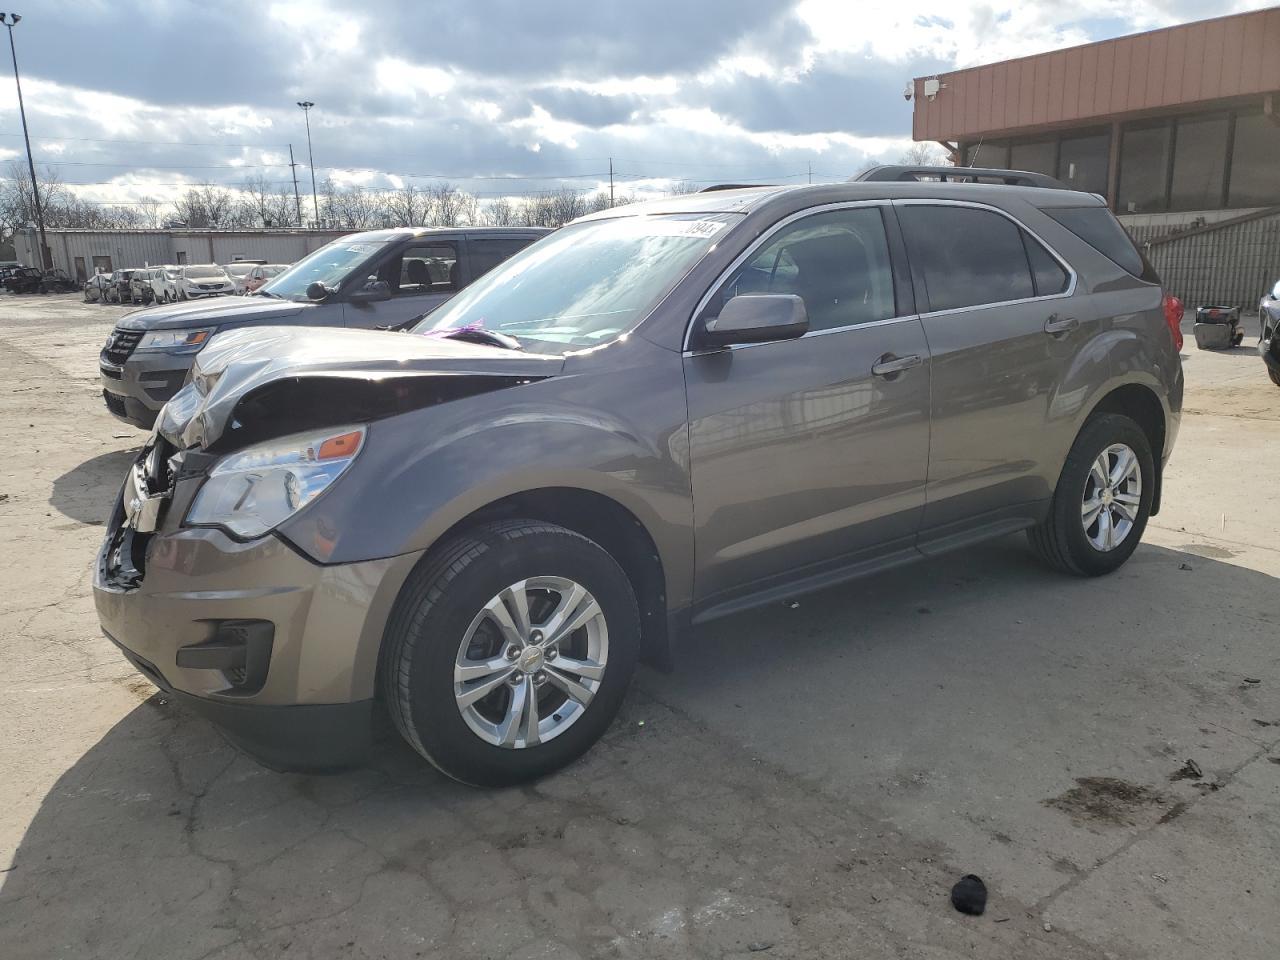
[3,265,78,294]
[84,264,251,305]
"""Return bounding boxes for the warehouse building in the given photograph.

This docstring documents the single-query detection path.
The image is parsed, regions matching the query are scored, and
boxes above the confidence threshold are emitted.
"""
[911,6,1280,308]
[13,227,349,281]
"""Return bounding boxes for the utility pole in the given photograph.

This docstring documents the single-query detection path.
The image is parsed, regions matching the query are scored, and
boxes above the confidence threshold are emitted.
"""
[297,101,319,226]
[3,13,49,269]
[609,157,614,208]
[808,161,812,185]
[288,143,303,227]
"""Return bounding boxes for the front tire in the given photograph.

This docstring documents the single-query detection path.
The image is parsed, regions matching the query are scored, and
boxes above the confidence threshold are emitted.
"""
[382,520,639,786]
[1028,413,1155,576]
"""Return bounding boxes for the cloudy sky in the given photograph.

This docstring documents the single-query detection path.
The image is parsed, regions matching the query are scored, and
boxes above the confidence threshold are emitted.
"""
[0,0,1269,211]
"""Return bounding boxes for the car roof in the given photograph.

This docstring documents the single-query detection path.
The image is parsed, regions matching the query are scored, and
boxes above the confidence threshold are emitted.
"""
[340,226,552,242]
[573,180,1106,224]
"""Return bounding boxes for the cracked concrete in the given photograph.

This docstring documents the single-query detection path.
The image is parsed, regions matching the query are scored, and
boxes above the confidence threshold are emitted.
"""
[1,296,1277,959]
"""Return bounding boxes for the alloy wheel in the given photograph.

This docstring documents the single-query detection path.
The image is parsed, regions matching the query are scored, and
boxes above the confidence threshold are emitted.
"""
[453,576,608,749]
[1081,442,1142,551]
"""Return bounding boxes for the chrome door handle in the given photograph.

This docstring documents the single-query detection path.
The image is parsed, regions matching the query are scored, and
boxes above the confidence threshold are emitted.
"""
[1044,314,1080,336]
[871,353,923,377]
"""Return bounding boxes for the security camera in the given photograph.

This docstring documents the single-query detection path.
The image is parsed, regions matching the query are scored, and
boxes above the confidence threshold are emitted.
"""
[903,82,913,102]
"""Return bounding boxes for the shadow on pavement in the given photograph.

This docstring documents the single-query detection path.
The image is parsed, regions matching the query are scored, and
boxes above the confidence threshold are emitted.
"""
[49,448,138,524]
[3,537,1276,959]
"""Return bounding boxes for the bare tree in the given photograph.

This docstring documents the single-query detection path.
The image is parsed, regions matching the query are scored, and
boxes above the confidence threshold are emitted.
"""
[898,142,950,166]
[428,183,477,227]
[172,184,236,228]
[0,160,70,251]
[665,180,700,197]
[384,182,425,227]
[483,196,517,226]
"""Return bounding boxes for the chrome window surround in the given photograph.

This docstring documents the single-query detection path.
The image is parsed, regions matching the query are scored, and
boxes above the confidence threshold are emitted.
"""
[681,197,1079,353]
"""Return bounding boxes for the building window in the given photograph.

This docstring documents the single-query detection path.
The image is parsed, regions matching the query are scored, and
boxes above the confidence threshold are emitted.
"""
[1056,130,1110,196]
[92,255,113,274]
[73,257,87,282]
[1169,113,1229,211]
[966,141,1009,169]
[1009,139,1056,177]
[1118,121,1172,214]
[1227,109,1280,208]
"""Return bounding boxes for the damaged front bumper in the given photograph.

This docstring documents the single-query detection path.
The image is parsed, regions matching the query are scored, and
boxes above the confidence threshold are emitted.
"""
[93,439,422,771]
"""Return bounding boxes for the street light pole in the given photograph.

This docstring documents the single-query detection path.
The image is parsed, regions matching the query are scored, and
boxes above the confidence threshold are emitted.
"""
[297,100,319,227]
[2,12,49,269]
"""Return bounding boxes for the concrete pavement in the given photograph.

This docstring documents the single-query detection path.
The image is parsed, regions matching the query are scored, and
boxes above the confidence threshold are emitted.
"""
[0,296,1276,959]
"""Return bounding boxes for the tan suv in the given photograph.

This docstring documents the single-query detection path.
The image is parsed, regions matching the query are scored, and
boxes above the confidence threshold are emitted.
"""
[95,168,1184,785]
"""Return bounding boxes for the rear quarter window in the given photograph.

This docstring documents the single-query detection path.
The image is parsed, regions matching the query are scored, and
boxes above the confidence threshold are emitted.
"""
[1042,206,1149,279]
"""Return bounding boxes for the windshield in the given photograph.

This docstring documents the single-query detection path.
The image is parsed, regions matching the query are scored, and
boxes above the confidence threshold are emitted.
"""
[260,238,388,300]
[413,214,737,354]
[185,266,226,279]
[224,263,255,277]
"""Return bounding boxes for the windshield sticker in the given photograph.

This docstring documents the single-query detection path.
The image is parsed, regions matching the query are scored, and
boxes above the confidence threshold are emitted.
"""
[616,218,728,239]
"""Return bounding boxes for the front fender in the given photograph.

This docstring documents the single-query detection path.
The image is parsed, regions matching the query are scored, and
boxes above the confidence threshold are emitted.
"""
[279,345,695,610]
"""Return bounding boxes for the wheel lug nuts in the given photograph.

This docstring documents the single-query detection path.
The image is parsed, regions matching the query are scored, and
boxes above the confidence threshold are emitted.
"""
[505,645,521,660]
[534,671,548,686]
[545,646,558,661]
[529,629,543,644]
[509,671,524,685]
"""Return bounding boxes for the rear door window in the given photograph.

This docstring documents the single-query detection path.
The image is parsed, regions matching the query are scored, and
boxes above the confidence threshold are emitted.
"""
[898,205,1035,312]
[468,237,535,279]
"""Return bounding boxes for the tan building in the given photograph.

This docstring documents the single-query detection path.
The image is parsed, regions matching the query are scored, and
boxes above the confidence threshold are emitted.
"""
[910,7,1280,308]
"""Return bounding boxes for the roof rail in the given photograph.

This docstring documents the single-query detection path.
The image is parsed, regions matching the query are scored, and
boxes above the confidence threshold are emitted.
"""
[852,165,1068,189]
[698,183,778,192]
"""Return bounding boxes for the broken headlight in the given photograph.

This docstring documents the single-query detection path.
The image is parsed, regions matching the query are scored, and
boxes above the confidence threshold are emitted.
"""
[186,426,364,539]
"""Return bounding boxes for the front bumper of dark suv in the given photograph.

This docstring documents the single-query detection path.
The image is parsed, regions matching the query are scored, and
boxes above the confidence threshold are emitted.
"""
[99,346,195,430]
[92,440,423,771]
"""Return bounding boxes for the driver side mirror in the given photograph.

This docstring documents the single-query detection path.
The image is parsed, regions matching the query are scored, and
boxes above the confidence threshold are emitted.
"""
[346,279,392,304]
[699,294,808,348]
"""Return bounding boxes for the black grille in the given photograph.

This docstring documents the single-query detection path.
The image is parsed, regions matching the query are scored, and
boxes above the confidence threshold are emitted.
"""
[103,390,126,416]
[104,327,143,364]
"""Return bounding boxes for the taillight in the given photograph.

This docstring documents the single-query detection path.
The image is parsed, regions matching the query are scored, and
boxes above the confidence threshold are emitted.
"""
[1163,294,1184,351]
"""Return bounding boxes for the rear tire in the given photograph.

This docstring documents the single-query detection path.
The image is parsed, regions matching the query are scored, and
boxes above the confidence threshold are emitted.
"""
[382,519,639,786]
[1028,413,1155,576]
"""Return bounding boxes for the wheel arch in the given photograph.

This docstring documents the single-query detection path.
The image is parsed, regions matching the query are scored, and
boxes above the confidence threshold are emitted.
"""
[1082,382,1167,515]
[383,486,674,677]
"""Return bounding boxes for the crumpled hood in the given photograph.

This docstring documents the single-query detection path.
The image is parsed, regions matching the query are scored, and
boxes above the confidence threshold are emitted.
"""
[118,296,308,331]
[157,325,565,449]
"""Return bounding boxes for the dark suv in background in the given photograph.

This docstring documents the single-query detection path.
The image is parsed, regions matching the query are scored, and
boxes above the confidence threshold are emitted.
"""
[95,168,1182,785]
[99,226,548,428]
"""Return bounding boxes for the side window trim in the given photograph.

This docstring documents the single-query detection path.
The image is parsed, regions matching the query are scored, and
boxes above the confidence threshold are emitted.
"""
[682,200,916,353]
[893,199,1077,317]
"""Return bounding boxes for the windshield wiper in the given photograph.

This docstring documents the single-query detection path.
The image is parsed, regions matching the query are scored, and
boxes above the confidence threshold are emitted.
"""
[417,324,523,350]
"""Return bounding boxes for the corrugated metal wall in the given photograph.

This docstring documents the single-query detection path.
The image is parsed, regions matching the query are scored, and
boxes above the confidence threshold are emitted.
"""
[1126,212,1280,309]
